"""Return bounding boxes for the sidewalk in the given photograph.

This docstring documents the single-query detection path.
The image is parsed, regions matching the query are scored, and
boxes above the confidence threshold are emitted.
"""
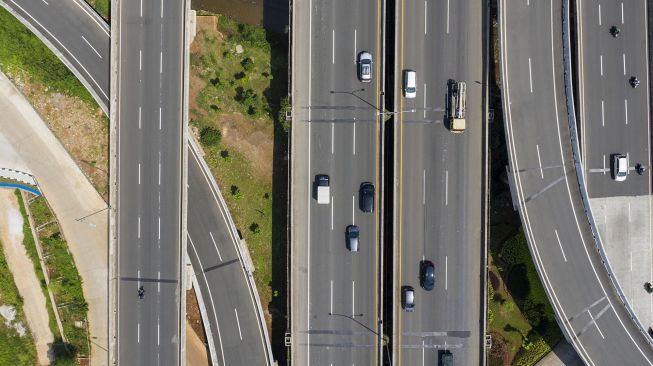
[535,340,583,366]
[0,72,108,365]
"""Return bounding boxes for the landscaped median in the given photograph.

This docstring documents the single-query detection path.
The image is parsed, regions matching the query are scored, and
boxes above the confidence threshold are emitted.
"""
[16,190,89,365]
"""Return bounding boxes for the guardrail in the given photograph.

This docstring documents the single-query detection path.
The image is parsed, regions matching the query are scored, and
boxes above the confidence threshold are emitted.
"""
[562,0,653,348]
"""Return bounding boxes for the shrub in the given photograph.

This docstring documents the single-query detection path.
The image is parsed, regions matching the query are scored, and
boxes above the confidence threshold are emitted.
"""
[200,126,222,146]
[241,57,254,71]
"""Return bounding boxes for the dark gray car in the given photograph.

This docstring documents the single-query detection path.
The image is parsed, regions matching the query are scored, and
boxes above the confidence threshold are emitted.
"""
[359,182,375,213]
[346,225,359,252]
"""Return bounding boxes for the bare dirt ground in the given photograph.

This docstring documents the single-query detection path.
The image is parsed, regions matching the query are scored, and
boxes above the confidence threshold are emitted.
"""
[186,288,209,365]
[0,189,54,365]
[11,76,109,202]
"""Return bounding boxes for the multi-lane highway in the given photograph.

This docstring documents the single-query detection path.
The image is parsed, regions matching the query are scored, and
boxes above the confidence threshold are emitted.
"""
[115,0,185,363]
[291,0,383,363]
[393,0,484,365]
[0,1,273,364]
[500,0,653,364]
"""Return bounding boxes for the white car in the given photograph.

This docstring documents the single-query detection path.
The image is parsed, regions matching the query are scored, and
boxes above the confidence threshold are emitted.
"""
[612,154,628,181]
[403,70,417,98]
[358,52,372,82]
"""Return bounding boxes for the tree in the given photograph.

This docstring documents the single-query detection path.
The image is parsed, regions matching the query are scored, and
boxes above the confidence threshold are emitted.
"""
[200,126,221,146]
[241,57,254,71]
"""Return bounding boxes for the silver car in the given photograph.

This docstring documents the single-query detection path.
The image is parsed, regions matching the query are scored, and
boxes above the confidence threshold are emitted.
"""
[612,154,628,181]
[346,225,359,252]
[358,52,372,82]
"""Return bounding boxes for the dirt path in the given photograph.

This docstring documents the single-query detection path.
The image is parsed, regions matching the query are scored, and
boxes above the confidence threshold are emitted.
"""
[0,189,53,365]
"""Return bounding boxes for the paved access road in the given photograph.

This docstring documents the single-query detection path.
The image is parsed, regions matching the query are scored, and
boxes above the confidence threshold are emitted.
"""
[577,0,651,197]
[115,0,184,364]
[0,1,273,364]
[500,0,653,364]
[393,0,483,365]
[291,0,383,364]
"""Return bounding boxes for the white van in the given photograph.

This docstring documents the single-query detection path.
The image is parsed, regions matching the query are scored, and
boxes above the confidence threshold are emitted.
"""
[403,70,417,98]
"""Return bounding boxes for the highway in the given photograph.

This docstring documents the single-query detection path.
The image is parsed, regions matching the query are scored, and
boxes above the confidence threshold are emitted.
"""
[290,0,382,363]
[393,0,484,365]
[499,0,653,364]
[115,0,184,364]
[0,1,273,364]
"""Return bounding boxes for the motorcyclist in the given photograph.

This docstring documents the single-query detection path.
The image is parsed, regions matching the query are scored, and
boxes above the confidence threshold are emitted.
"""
[610,25,620,37]
[630,76,640,88]
[138,286,145,299]
[636,163,646,175]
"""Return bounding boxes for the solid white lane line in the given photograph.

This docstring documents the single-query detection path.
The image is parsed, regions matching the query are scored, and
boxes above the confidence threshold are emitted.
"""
[331,123,334,154]
[330,280,333,314]
[446,0,450,33]
[137,323,140,343]
[332,29,335,65]
[352,195,355,224]
[138,163,141,184]
[554,230,568,262]
[330,196,334,230]
[422,169,426,205]
[159,107,162,130]
[621,2,624,24]
[528,58,533,93]
[352,281,355,315]
[81,36,102,58]
[234,308,243,340]
[445,256,448,290]
[598,4,602,25]
[625,99,629,125]
[160,52,163,73]
[209,232,223,261]
[623,53,626,75]
[600,55,603,76]
[354,29,357,63]
[423,83,427,118]
[445,170,449,206]
[353,123,356,155]
[601,100,605,126]
[138,107,142,129]
[139,50,142,71]
[308,0,313,358]
[587,310,605,339]
[138,217,141,238]
[536,144,544,178]
[424,1,428,35]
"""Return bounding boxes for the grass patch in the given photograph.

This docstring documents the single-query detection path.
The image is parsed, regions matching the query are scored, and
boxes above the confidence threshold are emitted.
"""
[0,232,37,365]
[15,191,89,364]
[0,7,94,106]
[84,0,110,21]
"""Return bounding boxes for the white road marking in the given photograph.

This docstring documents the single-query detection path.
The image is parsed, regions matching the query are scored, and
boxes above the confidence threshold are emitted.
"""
[140,0,143,16]
[157,321,160,345]
[353,123,356,155]
[138,163,141,184]
[424,1,428,35]
[139,50,142,71]
[209,232,223,261]
[332,29,335,65]
[352,281,355,315]
[536,144,544,178]
[41,0,48,4]
[423,83,427,118]
[81,36,102,58]
[137,323,140,343]
[234,308,243,340]
[330,280,333,313]
[625,99,628,125]
[445,256,448,290]
[138,217,141,238]
[423,169,426,205]
[352,195,355,224]
[627,152,630,175]
[158,216,161,240]
[160,51,164,73]
[159,107,162,130]
[587,310,605,339]
[354,29,357,63]
[603,155,606,175]
[331,196,334,230]
[600,55,603,76]
[422,340,425,366]
[528,57,533,93]
[160,0,164,18]
[445,170,449,206]
[601,100,605,126]
[623,53,626,75]
[598,4,602,25]
[158,152,161,185]
[331,123,334,154]
[158,271,161,293]
[446,0,450,33]
[138,106,142,129]
[621,2,624,24]
[307,0,313,358]
[554,230,568,262]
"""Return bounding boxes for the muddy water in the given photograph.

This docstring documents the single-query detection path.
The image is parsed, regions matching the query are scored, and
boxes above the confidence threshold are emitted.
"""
[192,0,288,32]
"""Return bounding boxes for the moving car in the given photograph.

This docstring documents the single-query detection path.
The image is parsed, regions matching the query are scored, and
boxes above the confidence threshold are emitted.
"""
[359,182,375,213]
[403,70,417,98]
[346,225,359,252]
[401,286,415,312]
[611,154,628,182]
[315,174,330,204]
[441,351,454,366]
[420,260,435,291]
[358,51,372,82]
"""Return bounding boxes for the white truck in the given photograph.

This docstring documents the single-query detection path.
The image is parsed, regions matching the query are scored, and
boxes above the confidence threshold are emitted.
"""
[315,174,330,204]
[449,81,466,133]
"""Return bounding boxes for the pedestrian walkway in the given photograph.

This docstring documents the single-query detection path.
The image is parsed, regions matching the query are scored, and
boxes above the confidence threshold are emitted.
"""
[535,340,583,366]
[0,72,108,365]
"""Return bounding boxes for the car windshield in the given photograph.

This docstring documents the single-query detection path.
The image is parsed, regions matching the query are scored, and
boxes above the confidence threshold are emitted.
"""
[407,87,416,93]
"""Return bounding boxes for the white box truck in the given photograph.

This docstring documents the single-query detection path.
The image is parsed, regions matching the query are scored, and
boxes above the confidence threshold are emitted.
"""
[316,174,330,204]
[449,81,466,133]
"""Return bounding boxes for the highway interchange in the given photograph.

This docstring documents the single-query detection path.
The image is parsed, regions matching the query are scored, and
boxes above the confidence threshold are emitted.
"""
[3,0,653,364]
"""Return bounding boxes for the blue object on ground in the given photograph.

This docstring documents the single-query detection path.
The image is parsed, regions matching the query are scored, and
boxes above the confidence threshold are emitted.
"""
[0,183,41,196]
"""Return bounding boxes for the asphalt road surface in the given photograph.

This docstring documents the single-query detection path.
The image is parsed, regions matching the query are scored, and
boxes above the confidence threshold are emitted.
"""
[393,0,483,365]
[500,0,653,364]
[291,0,383,363]
[0,1,273,364]
[116,0,184,364]
[577,0,651,198]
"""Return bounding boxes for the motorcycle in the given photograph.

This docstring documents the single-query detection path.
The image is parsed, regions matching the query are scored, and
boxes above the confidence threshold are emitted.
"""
[138,286,145,299]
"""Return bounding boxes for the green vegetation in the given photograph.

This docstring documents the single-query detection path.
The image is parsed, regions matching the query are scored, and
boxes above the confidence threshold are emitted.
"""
[16,191,89,364]
[200,126,222,147]
[0,8,95,106]
[0,230,37,365]
[85,0,110,20]
[488,230,562,365]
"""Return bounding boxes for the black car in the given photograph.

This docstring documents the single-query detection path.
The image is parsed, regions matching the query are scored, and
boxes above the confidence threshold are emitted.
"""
[420,260,435,291]
[359,182,375,213]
